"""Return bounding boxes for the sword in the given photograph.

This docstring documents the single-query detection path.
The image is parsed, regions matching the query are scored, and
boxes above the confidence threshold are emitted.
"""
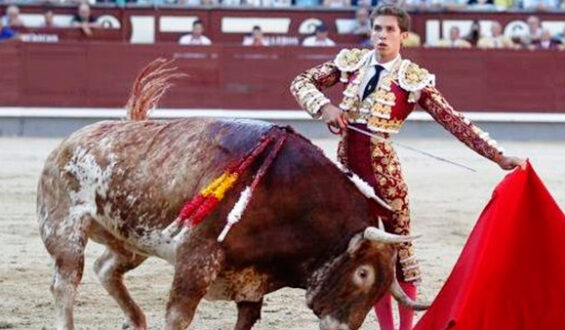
[346,124,477,173]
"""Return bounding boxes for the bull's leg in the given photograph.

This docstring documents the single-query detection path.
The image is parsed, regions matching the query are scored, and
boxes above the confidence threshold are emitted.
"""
[165,240,225,330]
[41,215,90,330]
[93,248,148,330]
[234,299,263,330]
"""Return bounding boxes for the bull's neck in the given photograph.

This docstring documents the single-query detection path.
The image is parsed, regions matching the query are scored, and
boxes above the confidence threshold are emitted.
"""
[304,243,350,305]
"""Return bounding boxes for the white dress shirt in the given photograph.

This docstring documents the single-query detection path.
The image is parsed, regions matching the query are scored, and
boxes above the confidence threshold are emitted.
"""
[178,34,212,46]
[358,53,401,99]
[302,36,336,47]
[242,36,270,46]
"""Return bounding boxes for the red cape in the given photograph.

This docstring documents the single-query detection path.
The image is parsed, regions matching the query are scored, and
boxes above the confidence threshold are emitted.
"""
[414,162,565,330]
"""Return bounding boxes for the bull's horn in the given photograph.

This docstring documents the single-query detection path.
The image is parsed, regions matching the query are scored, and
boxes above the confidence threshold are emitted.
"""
[390,277,430,311]
[377,217,385,230]
[363,227,421,243]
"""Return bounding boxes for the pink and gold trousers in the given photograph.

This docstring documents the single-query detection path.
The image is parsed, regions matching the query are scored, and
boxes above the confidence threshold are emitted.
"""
[338,124,420,283]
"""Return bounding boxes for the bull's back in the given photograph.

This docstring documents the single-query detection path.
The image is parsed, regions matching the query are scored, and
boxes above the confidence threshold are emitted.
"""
[38,117,272,247]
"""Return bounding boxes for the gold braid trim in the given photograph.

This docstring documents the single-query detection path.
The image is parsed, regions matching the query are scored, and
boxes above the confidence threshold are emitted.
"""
[419,86,504,160]
[290,61,340,117]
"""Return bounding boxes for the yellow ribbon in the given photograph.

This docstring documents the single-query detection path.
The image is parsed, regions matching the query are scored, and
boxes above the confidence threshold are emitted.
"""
[201,172,239,200]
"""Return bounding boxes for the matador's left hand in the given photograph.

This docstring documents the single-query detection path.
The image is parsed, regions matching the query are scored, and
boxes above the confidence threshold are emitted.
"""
[495,154,527,171]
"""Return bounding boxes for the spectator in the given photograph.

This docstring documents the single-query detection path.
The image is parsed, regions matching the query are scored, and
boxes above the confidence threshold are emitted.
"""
[468,0,493,4]
[522,0,558,10]
[467,0,497,9]
[0,17,18,42]
[71,3,100,37]
[493,0,515,9]
[437,26,472,48]
[2,5,24,29]
[179,19,212,45]
[350,7,371,46]
[71,3,99,27]
[137,0,174,5]
[520,15,542,48]
[439,0,467,10]
[349,7,371,36]
[323,0,351,6]
[379,0,407,6]
[42,10,57,28]
[261,0,292,5]
[530,29,562,50]
[402,31,421,47]
[177,0,204,5]
[405,0,441,10]
[294,0,321,6]
[302,24,336,47]
[354,0,378,5]
[245,0,292,5]
[477,21,515,49]
[464,20,481,46]
[242,25,269,46]
[556,25,565,43]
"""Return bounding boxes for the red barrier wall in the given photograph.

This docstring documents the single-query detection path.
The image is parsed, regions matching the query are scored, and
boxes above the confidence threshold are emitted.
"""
[1,42,564,112]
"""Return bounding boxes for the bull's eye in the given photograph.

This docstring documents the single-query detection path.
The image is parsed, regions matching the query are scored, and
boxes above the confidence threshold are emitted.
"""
[352,265,375,291]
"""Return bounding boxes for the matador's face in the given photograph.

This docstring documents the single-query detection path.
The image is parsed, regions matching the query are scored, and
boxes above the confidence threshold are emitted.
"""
[371,15,408,62]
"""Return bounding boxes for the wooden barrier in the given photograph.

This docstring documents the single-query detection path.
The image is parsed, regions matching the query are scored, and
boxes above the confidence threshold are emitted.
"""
[1,42,564,112]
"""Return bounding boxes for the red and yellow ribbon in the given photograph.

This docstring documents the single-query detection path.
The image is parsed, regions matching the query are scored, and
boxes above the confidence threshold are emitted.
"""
[178,135,274,227]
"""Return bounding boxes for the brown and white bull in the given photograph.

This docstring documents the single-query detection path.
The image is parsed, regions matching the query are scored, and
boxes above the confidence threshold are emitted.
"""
[37,59,426,330]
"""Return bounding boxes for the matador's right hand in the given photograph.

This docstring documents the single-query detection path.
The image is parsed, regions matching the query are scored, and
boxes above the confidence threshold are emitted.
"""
[321,103,347,131]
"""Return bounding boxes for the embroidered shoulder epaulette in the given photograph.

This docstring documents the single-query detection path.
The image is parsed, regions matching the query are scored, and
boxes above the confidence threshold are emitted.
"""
[334,48,371,83]
[397,59,435,92]
[334,48,371,72]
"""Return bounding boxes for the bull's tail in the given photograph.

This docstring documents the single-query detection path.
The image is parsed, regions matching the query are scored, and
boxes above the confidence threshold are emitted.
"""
[125,58,186,121]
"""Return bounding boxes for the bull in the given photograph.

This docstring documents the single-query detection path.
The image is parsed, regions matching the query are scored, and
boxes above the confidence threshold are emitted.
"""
[37,59,426,330]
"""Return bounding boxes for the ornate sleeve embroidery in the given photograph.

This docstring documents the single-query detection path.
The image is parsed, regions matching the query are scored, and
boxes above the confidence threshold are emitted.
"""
[418,86,503,161]
[290,61,341,118]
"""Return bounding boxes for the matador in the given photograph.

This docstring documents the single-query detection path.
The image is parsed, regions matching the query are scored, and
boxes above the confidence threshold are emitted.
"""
[290,5,525,330]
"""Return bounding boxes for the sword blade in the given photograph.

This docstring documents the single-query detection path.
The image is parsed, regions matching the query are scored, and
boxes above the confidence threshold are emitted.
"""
[346,125,477,173]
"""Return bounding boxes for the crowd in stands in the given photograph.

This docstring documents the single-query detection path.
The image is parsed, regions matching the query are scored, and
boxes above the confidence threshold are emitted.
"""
[0,0,565,9]
[174,13,564,49]
[0,2,100,41]
[143,0,565,10]
[430,16,564,49]
[1,2,565,50]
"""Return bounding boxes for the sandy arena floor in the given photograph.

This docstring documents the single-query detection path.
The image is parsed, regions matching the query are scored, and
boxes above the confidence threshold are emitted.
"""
[0,135,564,330]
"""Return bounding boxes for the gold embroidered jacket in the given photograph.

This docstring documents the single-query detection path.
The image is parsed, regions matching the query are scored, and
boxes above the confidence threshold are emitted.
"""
[290,48,504,160]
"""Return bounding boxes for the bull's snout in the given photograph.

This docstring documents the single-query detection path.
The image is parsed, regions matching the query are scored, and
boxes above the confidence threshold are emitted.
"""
[319,316,350,330]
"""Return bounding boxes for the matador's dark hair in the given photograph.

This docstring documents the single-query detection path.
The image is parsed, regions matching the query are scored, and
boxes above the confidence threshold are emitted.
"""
[370,5,411,32]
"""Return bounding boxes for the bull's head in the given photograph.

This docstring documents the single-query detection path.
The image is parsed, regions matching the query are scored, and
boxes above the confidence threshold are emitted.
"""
[306,227,427,330]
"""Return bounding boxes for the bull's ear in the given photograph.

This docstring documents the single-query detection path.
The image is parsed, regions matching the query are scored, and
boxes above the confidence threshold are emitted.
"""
[347,233,364,255]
